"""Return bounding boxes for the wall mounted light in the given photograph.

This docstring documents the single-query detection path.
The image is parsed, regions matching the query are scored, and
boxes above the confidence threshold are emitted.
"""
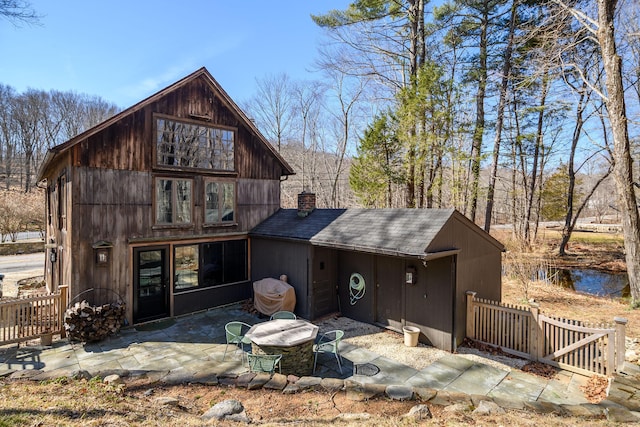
[406,265,417,285]
[92,240,113,266]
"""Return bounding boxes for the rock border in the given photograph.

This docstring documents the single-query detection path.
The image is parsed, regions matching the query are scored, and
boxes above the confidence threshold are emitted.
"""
[4,368,639,424]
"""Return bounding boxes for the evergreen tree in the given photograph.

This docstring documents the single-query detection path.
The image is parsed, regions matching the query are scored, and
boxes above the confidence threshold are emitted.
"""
[350,113,403,207]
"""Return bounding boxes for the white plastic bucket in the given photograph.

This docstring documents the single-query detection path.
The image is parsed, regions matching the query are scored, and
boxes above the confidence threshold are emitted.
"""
[403,326,420,347]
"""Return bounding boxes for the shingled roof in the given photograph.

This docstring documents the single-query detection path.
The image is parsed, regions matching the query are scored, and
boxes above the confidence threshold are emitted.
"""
[250,208,502,259]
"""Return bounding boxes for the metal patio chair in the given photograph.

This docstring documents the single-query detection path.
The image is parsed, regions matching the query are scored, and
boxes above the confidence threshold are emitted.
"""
[247,353,282,375]
[313,329,344,374]
[269,311,296,320]
[223,321,252,363]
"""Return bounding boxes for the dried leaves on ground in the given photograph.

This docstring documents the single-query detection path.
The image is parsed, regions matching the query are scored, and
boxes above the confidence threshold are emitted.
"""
[581,375,610,403]
[521,362,559,379]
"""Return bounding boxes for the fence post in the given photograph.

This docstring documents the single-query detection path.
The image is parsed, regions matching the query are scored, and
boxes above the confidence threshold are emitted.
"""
[614,317,628,372]
[466,291,477,340]
[529,302,540,361]
[59,285,68,338]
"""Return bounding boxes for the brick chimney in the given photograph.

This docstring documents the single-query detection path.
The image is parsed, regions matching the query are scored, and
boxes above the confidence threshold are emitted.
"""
[297,191,316,217]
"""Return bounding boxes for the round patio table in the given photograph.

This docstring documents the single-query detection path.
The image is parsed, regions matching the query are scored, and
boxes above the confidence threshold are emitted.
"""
[245,318,319,376]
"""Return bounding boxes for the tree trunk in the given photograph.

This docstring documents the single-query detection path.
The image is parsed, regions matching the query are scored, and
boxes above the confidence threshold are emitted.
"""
[559,81,587,256]
[484,0,517,232]
[468,5,489,222]
[523,76,548,243]
[598,0,640,303]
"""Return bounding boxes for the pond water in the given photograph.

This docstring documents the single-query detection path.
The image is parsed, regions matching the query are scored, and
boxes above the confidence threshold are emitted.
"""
[551,268,629,297]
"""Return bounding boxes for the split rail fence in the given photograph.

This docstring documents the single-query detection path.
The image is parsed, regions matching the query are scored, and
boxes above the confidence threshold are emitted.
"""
[466,291,627,377]
[0,285,68,346]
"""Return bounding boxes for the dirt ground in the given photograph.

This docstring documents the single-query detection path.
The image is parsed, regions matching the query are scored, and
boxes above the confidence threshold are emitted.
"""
[0,376,615,426]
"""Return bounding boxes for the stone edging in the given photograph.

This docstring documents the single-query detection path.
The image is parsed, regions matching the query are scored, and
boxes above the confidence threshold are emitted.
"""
[5,368,640,424]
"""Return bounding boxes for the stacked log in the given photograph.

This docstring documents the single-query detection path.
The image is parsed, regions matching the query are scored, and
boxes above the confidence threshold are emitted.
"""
[64,300,126,342]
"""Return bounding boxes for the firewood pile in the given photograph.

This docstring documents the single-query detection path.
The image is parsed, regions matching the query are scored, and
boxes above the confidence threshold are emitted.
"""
[64,300,126,342]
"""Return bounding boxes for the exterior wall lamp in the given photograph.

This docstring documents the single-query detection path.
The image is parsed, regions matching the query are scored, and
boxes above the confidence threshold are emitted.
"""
[92,240,113,266]
[406,265,417,285]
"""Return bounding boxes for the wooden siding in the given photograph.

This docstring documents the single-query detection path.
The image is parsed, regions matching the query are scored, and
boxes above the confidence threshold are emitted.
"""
[236,178,281,230]
[311,247,338,319]
[41,71,293,324]
[70,168,279,322]
[405,256,455,351]
[250,238,312,319]
[375,256,404,331]
[70,75,286,180]
[44,158,72,295]
[337,250,375,324]
[71,168,151,308]
[373,255,455,351]
[429,213,502,349]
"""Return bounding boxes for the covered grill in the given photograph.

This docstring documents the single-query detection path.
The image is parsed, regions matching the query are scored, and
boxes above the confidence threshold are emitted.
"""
[253,278,296,316]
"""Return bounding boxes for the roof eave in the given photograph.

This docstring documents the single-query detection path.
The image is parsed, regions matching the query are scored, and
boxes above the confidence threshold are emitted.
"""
[38,67,296,179]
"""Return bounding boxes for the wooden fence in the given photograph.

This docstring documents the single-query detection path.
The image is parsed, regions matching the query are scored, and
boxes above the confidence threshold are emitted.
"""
[0,285,68,346]
[466,291,627,377]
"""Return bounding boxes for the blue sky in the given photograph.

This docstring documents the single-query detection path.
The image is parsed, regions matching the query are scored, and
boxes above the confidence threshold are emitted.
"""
[1,1,351,108]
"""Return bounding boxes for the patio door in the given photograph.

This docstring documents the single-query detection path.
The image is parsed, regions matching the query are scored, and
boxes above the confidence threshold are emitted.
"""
[133,247,169,323]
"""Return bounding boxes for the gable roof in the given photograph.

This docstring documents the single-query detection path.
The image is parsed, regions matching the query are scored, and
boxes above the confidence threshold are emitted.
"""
[250,208,504,260]
[37,67,294,181]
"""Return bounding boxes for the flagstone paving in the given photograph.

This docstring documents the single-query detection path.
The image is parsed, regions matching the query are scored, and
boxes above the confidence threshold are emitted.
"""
[0,303,638,422]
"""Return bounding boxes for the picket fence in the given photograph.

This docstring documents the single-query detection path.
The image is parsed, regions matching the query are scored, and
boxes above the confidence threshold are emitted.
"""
[466,291,627,377]
[0,285,68,346]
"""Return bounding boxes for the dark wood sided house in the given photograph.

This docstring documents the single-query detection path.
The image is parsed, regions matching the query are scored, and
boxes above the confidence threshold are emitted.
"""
[37,67,294,324]
[37,67,504,352]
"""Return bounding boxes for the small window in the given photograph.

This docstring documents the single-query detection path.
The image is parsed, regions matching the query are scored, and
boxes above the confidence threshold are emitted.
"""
[155,178,192,224]
[47,185,53,225]
[205,181,235,224]
[58,173,66,230]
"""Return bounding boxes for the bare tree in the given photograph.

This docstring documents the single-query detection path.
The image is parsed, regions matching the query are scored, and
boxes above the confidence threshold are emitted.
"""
[245,73,296,151]
[0,0,40,26]
[597,0,640,304]
[552,0,640,303]
[0,84,17,189]
[313,1,429,208]
[320,72,366,208]
[291,81,324,192]
[13,89,45,192]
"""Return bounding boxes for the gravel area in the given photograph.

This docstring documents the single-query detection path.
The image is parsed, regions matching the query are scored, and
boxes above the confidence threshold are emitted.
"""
[316,315,529,372]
